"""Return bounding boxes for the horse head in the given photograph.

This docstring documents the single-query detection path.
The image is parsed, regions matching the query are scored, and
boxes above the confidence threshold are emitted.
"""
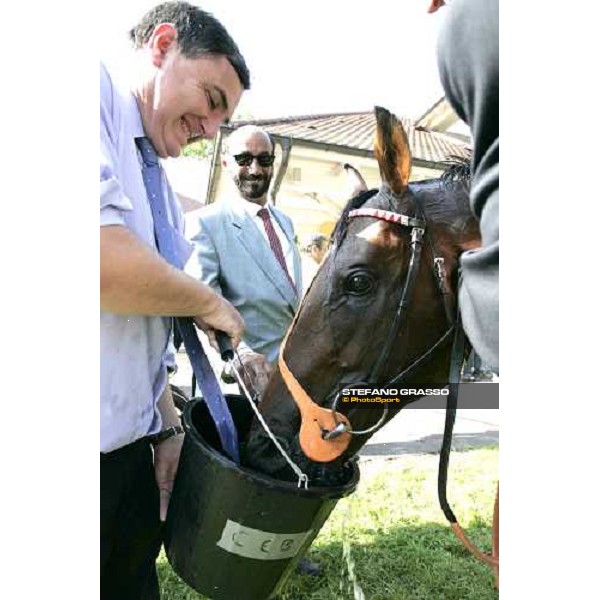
[242,107,480,486]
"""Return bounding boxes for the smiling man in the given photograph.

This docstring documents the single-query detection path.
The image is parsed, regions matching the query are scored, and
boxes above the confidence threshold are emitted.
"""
[128,5,247,157]
[100,3,250,599]
[189,125,302,398]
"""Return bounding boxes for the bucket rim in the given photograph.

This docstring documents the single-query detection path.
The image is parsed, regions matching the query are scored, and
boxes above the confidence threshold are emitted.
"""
[182,398,360,499]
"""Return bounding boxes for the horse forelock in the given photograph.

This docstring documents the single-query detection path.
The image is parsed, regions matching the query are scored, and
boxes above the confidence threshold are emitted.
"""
[332,189,378,246]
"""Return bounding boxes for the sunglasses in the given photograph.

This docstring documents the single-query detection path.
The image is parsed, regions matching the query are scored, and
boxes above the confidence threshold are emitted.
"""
[233,152,276,167]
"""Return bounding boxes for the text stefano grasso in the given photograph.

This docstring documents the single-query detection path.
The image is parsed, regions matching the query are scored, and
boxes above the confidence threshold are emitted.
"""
[340,387,450,396]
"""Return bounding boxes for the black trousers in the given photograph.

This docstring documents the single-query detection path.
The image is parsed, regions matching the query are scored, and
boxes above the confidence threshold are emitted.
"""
[101,437,162,600]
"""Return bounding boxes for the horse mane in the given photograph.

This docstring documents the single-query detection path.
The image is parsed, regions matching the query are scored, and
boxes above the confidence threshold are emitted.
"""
[440,155,471,187]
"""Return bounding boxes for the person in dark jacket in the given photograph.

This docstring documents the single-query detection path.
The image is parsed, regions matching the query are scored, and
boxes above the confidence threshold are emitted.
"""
[435,0,499,373]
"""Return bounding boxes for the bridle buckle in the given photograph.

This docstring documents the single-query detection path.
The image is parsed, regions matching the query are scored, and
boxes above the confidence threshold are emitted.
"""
[411,227,425,244]
[434,257,446,279]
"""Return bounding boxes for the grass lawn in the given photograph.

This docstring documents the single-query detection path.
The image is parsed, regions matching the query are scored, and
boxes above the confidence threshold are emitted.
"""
[158,446,498,599]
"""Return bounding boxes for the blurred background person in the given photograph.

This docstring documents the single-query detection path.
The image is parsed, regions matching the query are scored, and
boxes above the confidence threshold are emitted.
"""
[301,233,329,293]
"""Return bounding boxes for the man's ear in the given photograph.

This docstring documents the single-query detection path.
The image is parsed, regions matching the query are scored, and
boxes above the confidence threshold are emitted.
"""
[147,23,178,67]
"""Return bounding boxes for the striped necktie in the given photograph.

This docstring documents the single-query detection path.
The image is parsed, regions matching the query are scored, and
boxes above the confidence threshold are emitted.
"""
[257,207,296,292]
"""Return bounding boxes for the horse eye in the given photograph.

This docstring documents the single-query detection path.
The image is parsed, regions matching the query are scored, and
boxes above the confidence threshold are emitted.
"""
[345,271,374,296]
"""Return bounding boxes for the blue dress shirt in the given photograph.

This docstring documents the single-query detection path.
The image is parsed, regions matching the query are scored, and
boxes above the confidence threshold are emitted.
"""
[100,62,192,452]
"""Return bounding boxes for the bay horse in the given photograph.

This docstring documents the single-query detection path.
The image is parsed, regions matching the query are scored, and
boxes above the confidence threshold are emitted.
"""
[242,106,481,486]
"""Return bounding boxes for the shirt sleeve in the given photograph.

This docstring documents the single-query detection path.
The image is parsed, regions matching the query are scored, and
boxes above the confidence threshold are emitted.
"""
[100,63,133,227]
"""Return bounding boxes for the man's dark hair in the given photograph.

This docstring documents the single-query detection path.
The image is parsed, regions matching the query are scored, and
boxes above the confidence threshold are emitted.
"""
[129,1,250,90]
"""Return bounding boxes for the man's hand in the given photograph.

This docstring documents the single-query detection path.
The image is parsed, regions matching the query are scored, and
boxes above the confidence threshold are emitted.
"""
[154,433,184,521]
[154,384,184,522]
[427,0,446,13]
[233,351,273,397]
[194,294,245,352]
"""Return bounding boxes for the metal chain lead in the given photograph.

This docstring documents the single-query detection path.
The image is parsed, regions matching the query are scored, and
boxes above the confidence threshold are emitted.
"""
[233,350,309,488]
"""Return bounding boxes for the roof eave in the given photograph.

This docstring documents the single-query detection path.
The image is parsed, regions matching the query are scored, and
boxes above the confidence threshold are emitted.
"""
[217,126,448,170]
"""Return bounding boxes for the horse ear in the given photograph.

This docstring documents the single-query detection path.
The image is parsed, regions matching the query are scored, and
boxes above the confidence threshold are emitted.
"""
[374,106,412,194]
[343,163,368,197]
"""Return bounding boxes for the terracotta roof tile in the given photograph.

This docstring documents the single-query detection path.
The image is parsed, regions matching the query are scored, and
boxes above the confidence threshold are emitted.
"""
[231,112,470,164]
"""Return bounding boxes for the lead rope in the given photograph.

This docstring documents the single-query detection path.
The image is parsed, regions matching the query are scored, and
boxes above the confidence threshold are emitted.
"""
[233,263,342,487]
[233,349,309,489]
[438,313,499,569]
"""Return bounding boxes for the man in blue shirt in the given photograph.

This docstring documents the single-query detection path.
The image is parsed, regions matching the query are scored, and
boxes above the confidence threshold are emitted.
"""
[100,3,250,598]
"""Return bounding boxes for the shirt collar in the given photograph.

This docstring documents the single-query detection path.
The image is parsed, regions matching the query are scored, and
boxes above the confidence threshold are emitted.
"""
[103,58,146,140]
[124,91,145,139]
[234,196,271,218]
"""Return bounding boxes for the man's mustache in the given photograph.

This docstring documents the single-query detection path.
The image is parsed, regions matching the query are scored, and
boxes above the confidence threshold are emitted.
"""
[241,175,267,182]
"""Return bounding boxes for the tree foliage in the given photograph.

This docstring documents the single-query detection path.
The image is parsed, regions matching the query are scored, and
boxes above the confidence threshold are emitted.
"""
[182,139,214,159]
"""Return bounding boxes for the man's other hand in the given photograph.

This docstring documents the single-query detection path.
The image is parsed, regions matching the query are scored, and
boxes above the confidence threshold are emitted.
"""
[154,433,184,521]
[234,351,273,397]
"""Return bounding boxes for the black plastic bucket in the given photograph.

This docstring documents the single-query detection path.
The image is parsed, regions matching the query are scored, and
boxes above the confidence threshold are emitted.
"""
[164,395,360,600]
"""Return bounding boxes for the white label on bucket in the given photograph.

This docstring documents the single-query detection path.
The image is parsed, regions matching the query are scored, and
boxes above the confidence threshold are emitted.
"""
[216,519,314,561]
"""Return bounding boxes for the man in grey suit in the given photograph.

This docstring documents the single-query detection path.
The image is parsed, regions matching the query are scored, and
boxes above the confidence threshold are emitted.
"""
[189,125,302,394]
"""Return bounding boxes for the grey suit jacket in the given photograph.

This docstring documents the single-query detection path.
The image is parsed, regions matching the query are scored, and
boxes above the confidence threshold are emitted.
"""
[188,200,302,363]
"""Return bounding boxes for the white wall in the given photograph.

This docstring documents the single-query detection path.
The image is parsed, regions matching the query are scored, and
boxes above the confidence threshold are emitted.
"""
[162,156,211,209]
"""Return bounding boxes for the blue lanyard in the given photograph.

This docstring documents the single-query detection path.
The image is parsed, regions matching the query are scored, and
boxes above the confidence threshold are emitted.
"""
[135,137,239,463]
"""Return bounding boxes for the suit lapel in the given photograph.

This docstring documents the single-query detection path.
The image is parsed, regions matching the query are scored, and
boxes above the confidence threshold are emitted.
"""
[228,202,298,308]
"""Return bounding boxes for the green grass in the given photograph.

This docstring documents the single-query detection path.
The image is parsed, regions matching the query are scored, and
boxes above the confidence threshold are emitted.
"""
[158,446,498,600]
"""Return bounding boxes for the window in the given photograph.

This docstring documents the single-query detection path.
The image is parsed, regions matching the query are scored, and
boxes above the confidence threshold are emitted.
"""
[286,167,302,183]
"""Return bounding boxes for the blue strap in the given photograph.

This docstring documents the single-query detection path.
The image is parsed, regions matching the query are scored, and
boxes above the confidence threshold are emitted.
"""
[135,137,240,463]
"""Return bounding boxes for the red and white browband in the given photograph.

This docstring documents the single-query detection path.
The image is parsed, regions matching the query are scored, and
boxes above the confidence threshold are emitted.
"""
[348,208,426,229]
